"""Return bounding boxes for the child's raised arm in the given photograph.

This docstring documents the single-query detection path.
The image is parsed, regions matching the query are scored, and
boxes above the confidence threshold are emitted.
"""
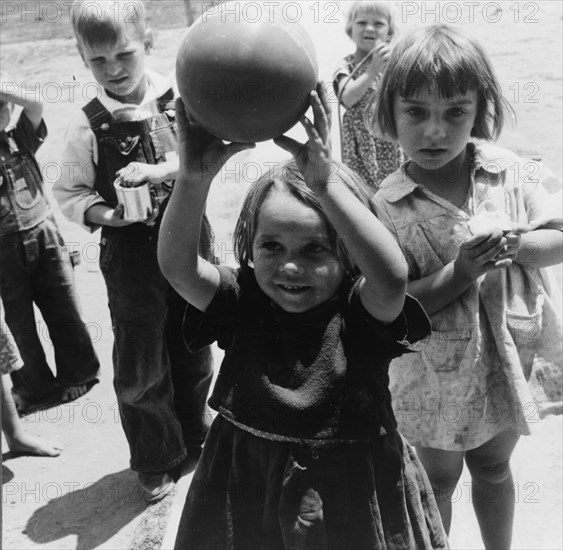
[336,41,390,109]
[0,79,43,132]
[158,98,254,311]
[275,86,407,323]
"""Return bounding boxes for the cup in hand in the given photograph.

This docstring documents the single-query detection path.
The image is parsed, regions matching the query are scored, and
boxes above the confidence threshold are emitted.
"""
[113,179,153,222]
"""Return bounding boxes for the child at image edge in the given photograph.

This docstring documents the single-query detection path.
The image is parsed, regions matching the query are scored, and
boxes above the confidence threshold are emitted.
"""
[158,87,449,549]
[371,25,563,549]
[1,297,62,456]
[333,1,403,190]
[1,75,99,413]
[53,1,215,502]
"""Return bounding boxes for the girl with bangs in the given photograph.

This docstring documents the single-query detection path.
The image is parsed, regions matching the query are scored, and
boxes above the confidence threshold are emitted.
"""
[159,86,448,549]
[371,24,563,548]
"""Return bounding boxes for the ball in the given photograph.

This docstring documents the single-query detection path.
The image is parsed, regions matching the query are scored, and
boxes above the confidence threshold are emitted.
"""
[176,3,318,143]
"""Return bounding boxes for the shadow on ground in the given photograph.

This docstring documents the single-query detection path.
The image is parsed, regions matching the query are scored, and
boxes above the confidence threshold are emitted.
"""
[23,468,147,550]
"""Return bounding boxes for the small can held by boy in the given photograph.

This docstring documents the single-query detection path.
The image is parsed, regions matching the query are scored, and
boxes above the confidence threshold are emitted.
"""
[113,178,153,222]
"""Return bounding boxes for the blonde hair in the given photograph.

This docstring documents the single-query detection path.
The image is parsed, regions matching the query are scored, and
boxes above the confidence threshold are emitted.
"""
[369,24,514,141]
[344,1,398,40]
[233,160,373,275]
[72,1,146,47]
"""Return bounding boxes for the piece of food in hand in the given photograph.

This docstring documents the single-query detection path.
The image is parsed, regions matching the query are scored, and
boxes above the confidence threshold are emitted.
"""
[467,210,513,237]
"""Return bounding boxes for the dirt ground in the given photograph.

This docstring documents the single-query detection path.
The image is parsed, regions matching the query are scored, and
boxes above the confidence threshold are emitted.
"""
[1,1,562,549]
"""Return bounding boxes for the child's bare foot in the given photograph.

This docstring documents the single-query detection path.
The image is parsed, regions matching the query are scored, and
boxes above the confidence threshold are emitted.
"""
[5,431,62,457]
[61,384,88,403]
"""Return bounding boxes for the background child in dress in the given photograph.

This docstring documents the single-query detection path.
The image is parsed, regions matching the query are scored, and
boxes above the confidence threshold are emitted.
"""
[0,75,99,414]
[371,24,563,549]
[333,0,403,190]
[53,0,215,502]
[158,87,448,549]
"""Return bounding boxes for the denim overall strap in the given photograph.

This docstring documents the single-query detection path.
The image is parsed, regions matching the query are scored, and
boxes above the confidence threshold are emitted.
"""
[0,135,50,235]
[82,95,177,210]
[82,97,113,131]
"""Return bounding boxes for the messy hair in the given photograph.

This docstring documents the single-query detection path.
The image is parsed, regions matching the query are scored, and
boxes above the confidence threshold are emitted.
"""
[72,0,146,47]
[369,24,514,141]
[344,1,398,40]
[233,159,373,275]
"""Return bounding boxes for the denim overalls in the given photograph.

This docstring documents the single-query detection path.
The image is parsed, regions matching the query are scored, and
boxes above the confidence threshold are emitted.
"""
[0,115,99,400]
[83,92,214,473]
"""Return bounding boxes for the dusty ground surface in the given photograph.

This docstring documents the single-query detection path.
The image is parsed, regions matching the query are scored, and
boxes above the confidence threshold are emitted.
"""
[1,1,562,549]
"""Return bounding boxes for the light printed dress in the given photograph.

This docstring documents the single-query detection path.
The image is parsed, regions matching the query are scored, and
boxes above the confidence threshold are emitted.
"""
[1,299,23,375]
[373,142,563,451]
[333,54,403,191]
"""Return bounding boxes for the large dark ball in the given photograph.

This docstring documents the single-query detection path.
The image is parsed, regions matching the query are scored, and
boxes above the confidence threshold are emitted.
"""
[176,3,318,142]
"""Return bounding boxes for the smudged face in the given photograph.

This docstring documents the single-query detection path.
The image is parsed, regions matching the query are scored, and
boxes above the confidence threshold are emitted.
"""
[251,187,345,313]
[350,11,390,54]
[393,86,478,172]
[78,24,152,103]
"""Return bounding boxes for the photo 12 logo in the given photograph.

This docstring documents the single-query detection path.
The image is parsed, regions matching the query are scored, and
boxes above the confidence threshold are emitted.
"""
[401,1,540,24]
[1,1,142,24]
[199,1,341,24]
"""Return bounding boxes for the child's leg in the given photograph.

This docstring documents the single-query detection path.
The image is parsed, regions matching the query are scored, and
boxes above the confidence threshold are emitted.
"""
[102,227,185,476]
[465,429,520,550]
[166,287,213,452]
[1,230,57,406]
[28,219,99,398]
[1,375,62,456]
[416,446,465,533]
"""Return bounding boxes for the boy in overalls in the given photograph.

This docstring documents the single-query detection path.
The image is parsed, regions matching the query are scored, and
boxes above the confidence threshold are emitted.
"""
[1,75,99,412]
[53,1,214,502]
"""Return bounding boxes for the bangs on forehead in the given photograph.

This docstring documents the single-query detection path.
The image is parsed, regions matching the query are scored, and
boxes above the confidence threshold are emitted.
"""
[373,24,513,142]
[396,40,482,100]
[233,160,372,275]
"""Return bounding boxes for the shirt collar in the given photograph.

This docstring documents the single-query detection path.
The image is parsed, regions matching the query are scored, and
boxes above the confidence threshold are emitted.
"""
[96,69,175,115]
[378,166,420,203]
[378,141,511,203]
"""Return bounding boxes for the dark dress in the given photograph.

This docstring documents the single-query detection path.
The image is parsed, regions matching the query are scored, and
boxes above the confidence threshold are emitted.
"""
[174,266,449,550]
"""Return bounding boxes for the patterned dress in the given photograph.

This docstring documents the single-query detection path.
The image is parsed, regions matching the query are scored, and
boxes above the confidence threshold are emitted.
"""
[373,143,563,451]
[333,54,403,191]
[0,298,23,375]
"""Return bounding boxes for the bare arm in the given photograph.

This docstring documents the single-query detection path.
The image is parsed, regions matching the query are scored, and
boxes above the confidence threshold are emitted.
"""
[84,203,132,228]
[314,168,407,322]
[115,157,179,187]
[275,86,407,323]
[515,229,563,269]
[0,81,43,131]
[158,98,254,311]
[336,41,390,109]
[408,230,512,315]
